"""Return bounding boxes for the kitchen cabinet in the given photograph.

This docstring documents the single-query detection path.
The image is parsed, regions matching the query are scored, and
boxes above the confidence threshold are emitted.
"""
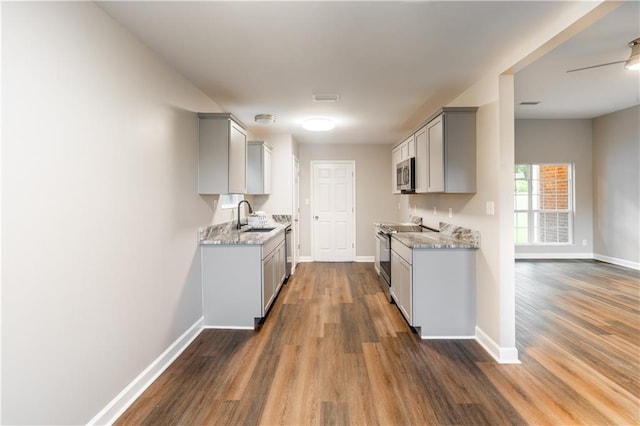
[391,146,402,194]
[262,236,285,313]
[414,126,428,193]
[391,245,412,324]
[391,134,415,194]
[198,113,247,195]
[201,229,286,328]
[391,237,476,337]
[247,141,272,195]
[415,107,477,194]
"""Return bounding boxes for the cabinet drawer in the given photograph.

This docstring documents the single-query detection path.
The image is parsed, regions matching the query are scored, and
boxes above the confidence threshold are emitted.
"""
[262,230,285,259]
[391,238,412,264]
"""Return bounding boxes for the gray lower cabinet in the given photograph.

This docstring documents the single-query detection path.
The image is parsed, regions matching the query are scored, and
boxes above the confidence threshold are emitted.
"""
[202,231,286,328]
[391,249,412,324]
[391,239,476,338]
[262,237,285,313]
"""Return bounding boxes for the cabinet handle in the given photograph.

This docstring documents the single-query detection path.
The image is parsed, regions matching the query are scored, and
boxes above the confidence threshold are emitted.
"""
[314,216,319,220]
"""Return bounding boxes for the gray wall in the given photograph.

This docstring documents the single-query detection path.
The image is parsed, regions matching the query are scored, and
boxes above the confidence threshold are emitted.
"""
[593,105,640,267]
[514,119,594,257]
[298,144,397,258]
[2,3,220,423]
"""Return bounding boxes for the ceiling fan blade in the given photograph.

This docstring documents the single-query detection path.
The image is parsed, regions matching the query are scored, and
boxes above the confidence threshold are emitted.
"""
[566,60,626,73]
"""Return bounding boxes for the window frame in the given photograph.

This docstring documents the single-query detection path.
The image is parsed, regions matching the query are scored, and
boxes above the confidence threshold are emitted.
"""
[514,163,575,246]
[220,194,244,209]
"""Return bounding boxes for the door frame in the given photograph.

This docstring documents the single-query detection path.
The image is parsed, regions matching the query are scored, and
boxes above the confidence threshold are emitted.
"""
[310,160,356,262]
[292,156,300,274]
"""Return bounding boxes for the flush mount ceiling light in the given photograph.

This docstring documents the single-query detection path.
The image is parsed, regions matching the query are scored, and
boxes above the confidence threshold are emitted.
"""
[302,117,335,131]
[624,38,640,70]
[254,114,276,124]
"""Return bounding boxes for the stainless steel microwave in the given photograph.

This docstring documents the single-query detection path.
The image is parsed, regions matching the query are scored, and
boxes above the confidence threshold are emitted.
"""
[396,157,415,193]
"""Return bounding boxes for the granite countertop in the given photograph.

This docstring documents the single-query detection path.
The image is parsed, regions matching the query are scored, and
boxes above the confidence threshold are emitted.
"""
[389,221,480,249]
[199,215,291,246]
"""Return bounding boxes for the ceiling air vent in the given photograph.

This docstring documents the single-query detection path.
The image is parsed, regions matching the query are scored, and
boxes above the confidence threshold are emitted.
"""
[519,101,541,105]
[312,94,340,103]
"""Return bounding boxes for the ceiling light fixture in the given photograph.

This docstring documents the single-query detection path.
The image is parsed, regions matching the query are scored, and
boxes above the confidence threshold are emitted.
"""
[254,114,276,124]
[312,94,340,103]
[624,38,640,70]
[302,117,335,131]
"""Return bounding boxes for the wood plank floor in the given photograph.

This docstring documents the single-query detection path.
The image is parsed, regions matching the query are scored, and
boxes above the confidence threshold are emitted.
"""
[116,260,639,425]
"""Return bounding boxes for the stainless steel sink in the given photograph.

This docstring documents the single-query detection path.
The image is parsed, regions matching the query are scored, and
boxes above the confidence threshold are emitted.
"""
[243,227,277,233]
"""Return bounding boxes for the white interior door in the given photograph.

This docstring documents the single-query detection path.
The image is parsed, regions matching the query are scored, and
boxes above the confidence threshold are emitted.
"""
[312,162,355,262]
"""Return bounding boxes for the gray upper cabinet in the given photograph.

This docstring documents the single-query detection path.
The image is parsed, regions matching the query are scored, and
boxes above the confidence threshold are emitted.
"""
[198,113,247,194]
[415,107,477,194]
[246,141,272,195]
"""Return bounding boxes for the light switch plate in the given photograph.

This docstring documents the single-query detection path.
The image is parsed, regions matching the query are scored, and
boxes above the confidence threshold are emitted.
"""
[486,201,495,215]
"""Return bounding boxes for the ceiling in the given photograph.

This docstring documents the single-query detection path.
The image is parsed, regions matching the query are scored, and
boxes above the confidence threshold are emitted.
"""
[98,1,638,144]
[515,0,640,119]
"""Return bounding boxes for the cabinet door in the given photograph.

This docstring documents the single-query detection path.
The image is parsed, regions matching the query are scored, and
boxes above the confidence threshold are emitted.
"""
[228,121,247,194]
[264,146,272,194]
[414,126,428,193]
[391,250,412,324]
[263,254,275,314]
[399,258,412,324]
[274,242,285,294]
[427,115,445,192]
[391,251,401,304]
[406,135,416,158]
[392,146,402,194]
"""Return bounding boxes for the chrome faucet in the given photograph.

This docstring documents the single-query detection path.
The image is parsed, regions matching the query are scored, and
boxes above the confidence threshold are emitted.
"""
[236,199,253,229]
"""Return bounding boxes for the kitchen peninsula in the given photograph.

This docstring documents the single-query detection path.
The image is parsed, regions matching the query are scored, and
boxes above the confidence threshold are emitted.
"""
[378,222,480,339]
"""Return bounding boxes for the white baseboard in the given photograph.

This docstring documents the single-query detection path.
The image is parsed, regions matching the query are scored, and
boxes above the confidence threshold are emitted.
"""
[421,335,475,340]
[475,326,520,364]
[594,253,640,271]
[355,256,374,262]
[202,325,254,330]
[515,252,593,260]
[298,256,374,263]
[88,317,204,425]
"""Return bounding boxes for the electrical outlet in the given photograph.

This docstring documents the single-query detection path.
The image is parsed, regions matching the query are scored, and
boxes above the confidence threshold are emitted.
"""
[448,208,453,218]
[582,239,587,246]
[433,207,437,215]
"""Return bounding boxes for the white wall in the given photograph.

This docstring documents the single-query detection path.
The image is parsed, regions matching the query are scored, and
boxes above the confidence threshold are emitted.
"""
[593,105,640,269]
[515,119,594,257]
[299,143,397,259]
[1,3,220,423]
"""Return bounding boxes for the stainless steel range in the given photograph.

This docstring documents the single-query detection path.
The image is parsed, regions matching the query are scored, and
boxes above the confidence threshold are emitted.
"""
[374,222,424,301]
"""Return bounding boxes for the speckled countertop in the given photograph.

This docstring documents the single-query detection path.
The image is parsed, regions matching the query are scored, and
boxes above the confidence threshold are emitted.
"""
[384,221,480,249]
[199,214,291,245]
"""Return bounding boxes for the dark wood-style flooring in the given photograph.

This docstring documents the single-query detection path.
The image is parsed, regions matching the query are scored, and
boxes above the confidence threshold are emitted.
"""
[116,260,639,425]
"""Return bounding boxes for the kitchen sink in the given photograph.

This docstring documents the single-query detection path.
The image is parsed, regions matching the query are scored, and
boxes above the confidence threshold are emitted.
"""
[243,227,277,233]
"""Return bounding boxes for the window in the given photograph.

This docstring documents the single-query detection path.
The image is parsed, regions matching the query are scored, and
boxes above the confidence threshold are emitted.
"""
[220,194,243,209]
[514,163,574,245]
